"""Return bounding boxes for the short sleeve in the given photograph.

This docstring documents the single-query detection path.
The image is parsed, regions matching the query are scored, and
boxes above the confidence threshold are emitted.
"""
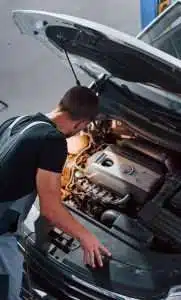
[37,131,68,173]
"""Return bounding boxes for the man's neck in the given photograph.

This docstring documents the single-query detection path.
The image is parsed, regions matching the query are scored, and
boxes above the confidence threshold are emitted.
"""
[45,110,68,136]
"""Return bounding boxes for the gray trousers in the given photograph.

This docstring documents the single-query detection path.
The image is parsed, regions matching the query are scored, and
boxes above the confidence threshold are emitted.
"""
[0,192,36,300]
[0,235,24,300]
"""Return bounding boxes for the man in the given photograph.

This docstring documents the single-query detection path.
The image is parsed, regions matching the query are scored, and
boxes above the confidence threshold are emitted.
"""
[0,86,111,300]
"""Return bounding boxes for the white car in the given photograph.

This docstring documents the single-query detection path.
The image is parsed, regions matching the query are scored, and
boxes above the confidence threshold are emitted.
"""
[12,1,181,299]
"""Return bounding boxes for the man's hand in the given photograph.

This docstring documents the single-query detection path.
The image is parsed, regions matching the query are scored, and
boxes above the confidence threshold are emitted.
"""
[79,232,111,268]
[36,168,111,268]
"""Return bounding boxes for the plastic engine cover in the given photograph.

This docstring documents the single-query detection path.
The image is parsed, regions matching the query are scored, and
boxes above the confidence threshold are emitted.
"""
[86,144,163,203]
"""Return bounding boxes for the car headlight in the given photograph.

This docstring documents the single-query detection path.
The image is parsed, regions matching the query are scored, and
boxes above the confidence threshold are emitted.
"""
[72,275,140,300]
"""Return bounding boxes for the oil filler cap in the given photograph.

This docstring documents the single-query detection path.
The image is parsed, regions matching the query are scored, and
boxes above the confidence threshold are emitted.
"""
[121,164,135,175]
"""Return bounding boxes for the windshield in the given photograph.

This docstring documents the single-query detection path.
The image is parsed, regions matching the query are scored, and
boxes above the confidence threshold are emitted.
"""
[138,1,181,59]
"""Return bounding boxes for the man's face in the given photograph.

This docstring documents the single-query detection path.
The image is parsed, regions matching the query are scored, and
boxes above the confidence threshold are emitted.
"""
[66,119,90,138]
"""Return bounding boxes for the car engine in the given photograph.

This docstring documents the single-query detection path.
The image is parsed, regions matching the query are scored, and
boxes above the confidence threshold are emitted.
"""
[61,120,170,223]
[86,144,163,204]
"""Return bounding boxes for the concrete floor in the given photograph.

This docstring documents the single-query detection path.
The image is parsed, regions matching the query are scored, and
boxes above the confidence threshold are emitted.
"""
[0,0,141,122]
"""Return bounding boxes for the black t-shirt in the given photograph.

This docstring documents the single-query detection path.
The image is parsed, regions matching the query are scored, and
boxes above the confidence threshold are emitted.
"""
[0,113,67,202]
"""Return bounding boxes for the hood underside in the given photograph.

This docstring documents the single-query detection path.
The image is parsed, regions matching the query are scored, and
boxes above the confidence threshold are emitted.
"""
[12,10,181,94]
[12,10,181,151]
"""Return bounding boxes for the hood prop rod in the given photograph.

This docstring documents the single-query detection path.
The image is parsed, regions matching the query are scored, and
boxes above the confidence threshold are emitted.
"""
[63,47,81,86]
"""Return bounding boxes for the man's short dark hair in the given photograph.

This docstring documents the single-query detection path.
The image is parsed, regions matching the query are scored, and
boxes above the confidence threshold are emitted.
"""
[59,86,99,120]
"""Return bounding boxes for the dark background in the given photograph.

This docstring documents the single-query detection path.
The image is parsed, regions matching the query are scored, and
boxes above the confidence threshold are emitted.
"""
[0,0,140,121]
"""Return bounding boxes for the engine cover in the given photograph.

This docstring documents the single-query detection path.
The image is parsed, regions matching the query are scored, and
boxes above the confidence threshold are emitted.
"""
[86,144,164,203]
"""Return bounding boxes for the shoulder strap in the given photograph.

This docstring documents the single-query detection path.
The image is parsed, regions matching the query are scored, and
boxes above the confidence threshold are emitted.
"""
[0,118,52,175]
[8,116,27,130]
[0,116,52,146]
[7,116,52,136]
[19,121,51,135]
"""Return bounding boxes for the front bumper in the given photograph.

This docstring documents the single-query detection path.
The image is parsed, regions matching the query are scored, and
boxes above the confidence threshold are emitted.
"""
[19,236,133,300]
[19,203,181,300]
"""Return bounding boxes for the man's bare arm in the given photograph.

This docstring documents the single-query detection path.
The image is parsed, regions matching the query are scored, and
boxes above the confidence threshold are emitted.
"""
[36,168,111,267]
[36,168,90,240]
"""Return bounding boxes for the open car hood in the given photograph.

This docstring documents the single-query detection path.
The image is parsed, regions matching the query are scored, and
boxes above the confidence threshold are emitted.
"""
[12,10,181,94]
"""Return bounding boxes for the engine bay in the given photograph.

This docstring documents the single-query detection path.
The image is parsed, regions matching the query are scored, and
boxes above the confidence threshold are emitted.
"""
[60,119,181,253]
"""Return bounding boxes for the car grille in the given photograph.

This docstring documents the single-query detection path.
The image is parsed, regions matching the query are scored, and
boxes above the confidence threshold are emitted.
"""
[21,238,127,300]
